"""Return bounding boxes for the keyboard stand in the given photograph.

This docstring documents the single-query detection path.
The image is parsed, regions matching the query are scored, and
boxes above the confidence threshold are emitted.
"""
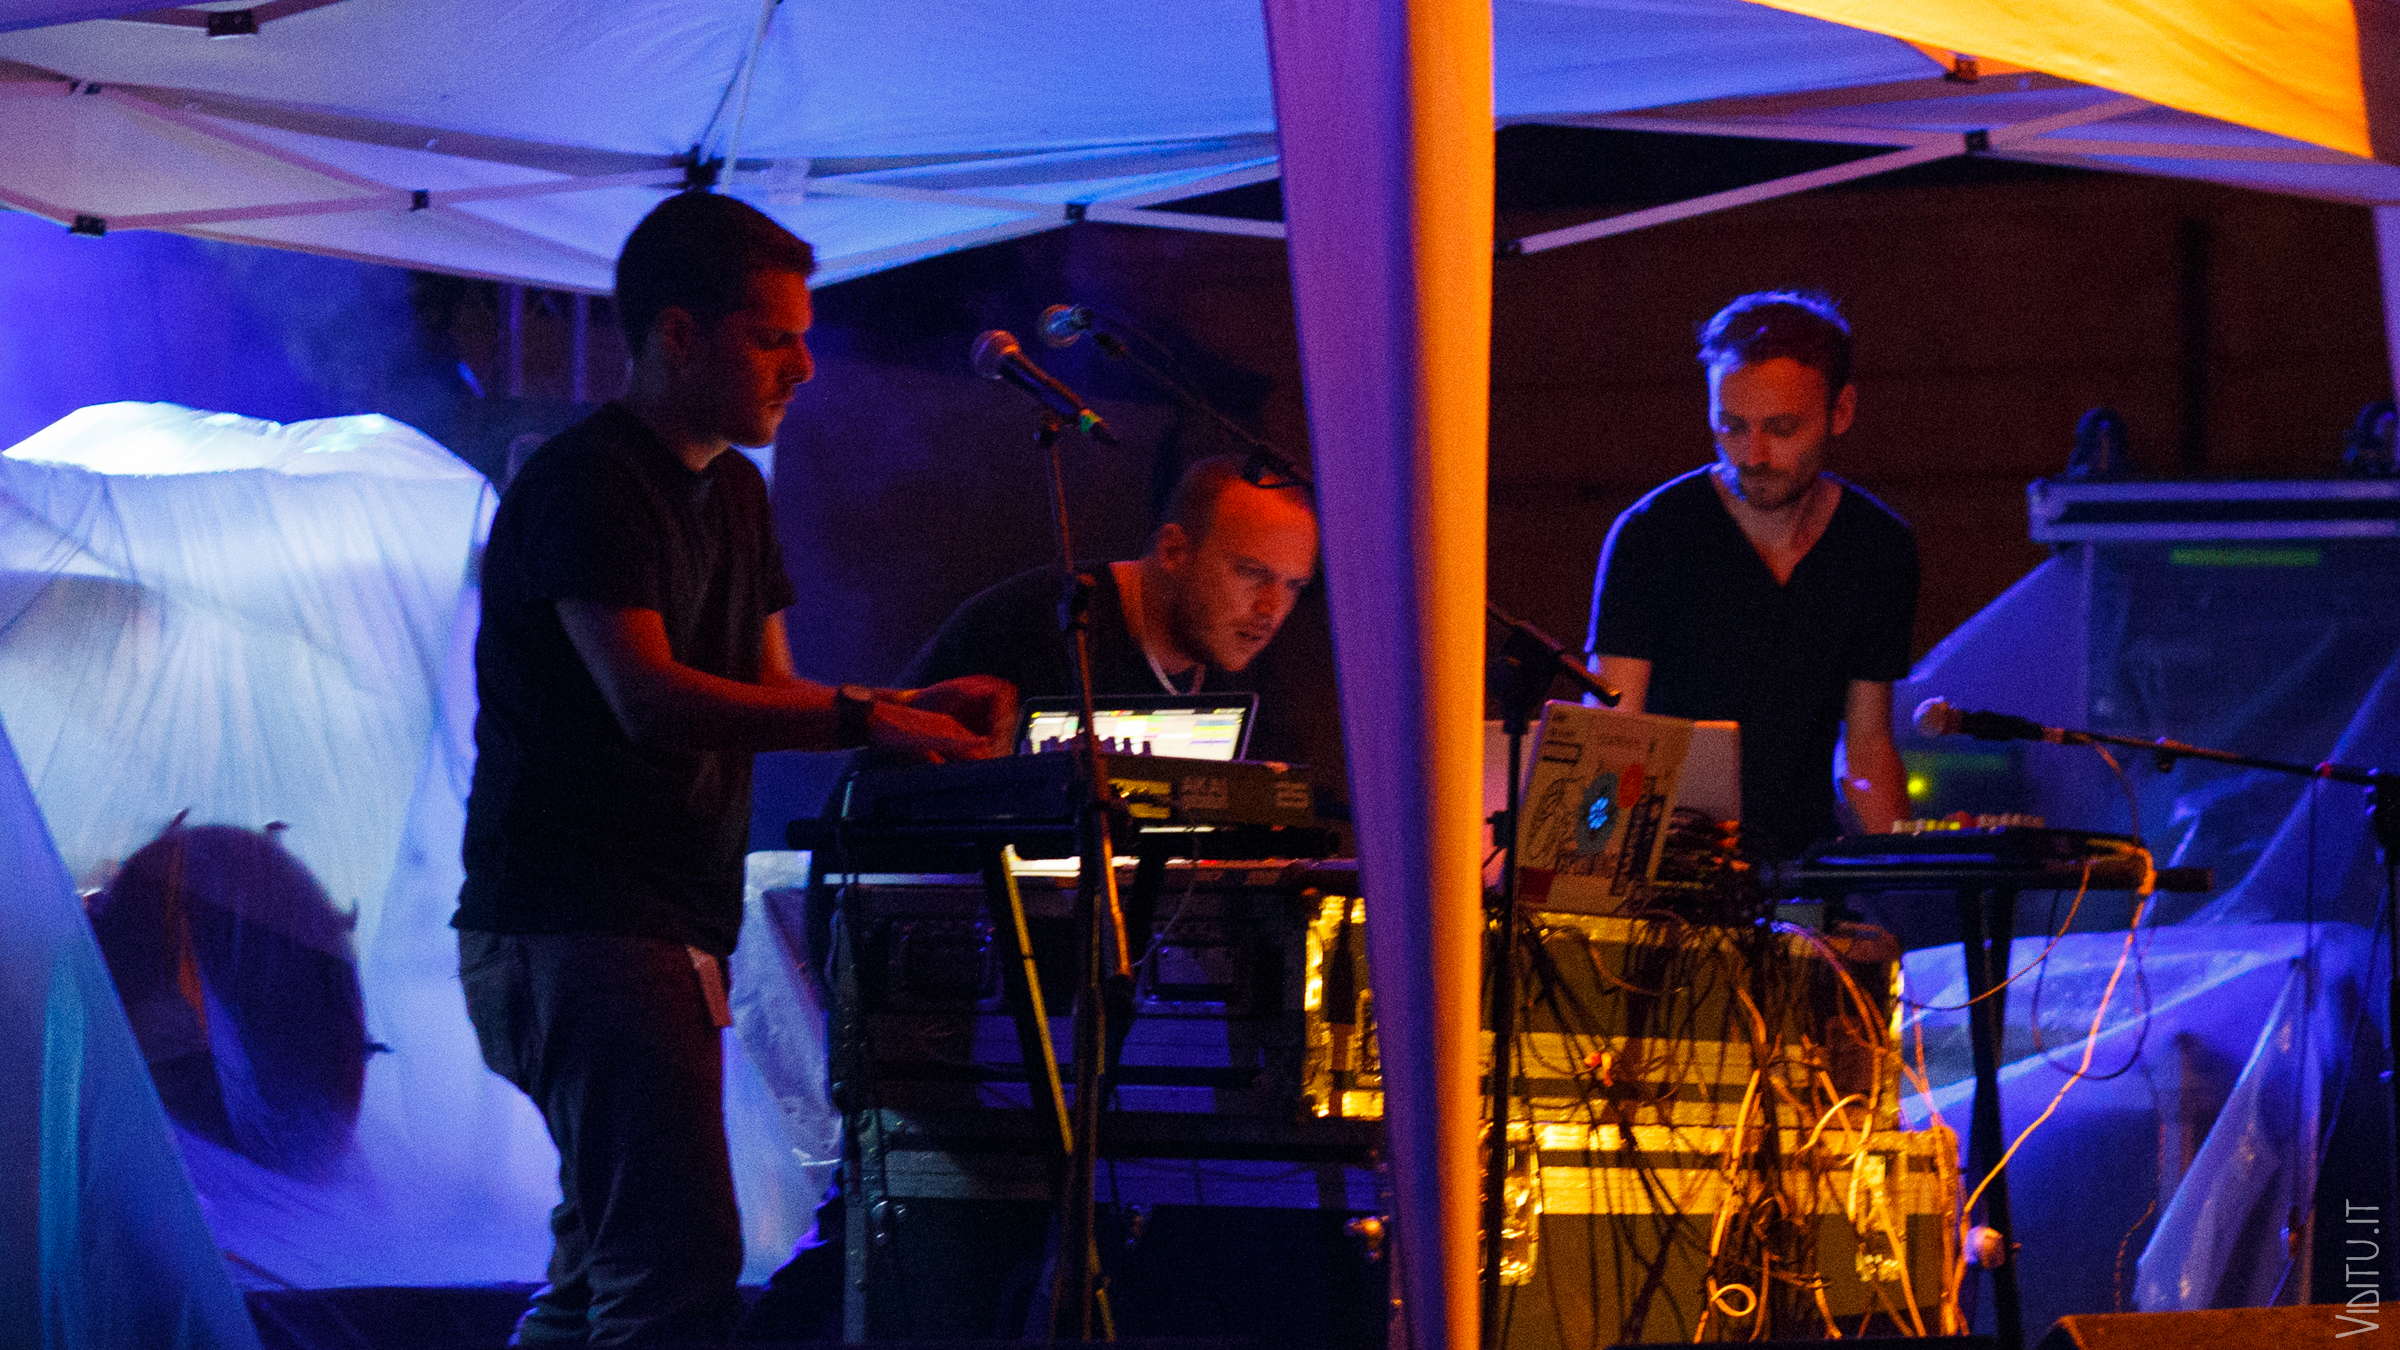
[1956,884,2024,1350]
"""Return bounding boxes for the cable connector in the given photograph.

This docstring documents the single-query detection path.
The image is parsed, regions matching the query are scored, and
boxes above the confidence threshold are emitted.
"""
[680,152,723,192]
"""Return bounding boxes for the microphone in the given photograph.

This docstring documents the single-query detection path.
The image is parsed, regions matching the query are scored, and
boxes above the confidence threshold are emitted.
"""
[970,330,1119,444]
[1912,697,2068,744]
[1039,304,1094,349]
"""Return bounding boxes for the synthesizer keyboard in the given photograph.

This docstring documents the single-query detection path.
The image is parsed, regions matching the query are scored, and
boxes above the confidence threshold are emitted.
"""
[1768,827,2208,895]
[795,751,1340,866]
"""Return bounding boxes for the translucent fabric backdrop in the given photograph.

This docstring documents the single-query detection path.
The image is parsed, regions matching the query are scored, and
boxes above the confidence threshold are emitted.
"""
[1892,540,2397,1331]
[0,403,879,1315]
[0,716,262,1349]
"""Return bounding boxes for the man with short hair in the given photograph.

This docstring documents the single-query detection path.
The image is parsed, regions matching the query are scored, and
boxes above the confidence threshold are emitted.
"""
[455,190,1010,1346]
[902,453,1322,766]
[1585,290,1917,859]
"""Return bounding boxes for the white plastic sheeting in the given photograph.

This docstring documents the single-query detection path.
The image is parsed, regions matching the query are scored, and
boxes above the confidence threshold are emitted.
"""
[728,852,844,1262]
[1896,541,2398,1322]
[1,403,493,909]
[0,714,262,1349]
[0,402,861,1293]
[0,402,561,1287]
[1900,923,2379,1328]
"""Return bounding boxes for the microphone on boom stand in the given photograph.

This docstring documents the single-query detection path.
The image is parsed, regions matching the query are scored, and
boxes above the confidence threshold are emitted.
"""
[1040,303,1096,348]
[1034,302,1315,490]
[1488,602,1621,711]
[971,329,1119,444]
[1476,601,1617,1347]
[1912,697,2078,744]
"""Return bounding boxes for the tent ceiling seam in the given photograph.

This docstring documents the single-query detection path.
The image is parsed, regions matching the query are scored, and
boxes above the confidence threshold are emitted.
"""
[112,0,351,34]
[810,213,1071,287]
[0,63,686,177]
[1990,151,2392,207]
[1541,114,1939,147]
[1504,96,2146,258]
[109,192,390,230]
[1091,160,1283,210]
[2018,137,2367,166]
[422,202,614,268]
[1079,205,1284,239]
[93,167,687,232]
[1986,95,2151,146]
[713,0,780,195]
[0,180,76,223]
[807,135,1280,179]
[1505,137,1964,254]
[1638,72,2089,123]
[802,178,1065,217]
[435,167,686,204]
[99,86,388,192]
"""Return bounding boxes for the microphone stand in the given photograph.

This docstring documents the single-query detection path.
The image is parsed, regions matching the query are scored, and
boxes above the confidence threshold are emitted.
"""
[1948,713,2399,1291]
[1067,318,1315,491]
[1027,408,1131,1342]
[1480,603,1616,1350]
[2100,743,2397,1248]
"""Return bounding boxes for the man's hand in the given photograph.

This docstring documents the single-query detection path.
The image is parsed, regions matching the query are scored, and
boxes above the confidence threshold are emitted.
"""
[877,675,1018,761]
[1836,679,1908,833]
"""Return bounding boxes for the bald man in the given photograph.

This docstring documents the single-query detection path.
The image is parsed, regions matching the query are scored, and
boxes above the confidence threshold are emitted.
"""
[902,454,1323,768]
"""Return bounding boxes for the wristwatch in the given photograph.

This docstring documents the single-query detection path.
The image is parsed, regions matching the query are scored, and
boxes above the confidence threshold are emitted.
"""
[834,684,877,749]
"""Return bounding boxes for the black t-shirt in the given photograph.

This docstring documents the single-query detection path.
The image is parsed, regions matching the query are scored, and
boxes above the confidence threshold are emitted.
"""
[899,562,1314,772]
[1586,468,1917,858]
[455,404,798,955]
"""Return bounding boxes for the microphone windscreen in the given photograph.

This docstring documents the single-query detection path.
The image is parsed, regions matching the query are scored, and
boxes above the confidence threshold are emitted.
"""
[970,329,1019,380]
[1039,304,1089,348]
[1912,697,1960,738]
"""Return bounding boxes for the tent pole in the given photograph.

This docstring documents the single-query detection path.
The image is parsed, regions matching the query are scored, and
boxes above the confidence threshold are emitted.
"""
[1264,2,1494,1348]
[2375,208,2400,401]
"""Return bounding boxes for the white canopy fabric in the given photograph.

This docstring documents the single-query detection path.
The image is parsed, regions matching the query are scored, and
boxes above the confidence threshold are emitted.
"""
[3,2,2395,294]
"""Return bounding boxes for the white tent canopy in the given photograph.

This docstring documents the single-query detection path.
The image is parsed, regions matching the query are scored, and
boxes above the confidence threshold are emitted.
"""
[3,1,2397,293]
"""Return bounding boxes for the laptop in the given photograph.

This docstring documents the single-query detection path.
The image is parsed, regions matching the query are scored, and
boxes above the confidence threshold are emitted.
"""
[1510,701,1741,915]
[1016,692,1259,762]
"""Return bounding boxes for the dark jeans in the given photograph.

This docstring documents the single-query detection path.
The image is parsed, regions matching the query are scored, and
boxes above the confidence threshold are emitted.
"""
[459,930,743,1347]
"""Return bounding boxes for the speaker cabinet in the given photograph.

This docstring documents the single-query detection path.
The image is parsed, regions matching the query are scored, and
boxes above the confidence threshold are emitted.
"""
[2037,1304,2377,1350]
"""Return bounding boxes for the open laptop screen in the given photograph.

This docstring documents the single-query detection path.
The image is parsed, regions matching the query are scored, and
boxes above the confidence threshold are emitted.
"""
[1017,693,1258,761]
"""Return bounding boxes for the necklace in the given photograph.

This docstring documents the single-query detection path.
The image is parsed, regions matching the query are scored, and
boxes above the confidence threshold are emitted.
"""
[1118,562,1205,695]
[1144,643,1204,696]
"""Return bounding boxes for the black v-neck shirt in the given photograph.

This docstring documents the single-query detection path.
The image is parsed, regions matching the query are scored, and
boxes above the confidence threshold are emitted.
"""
[1586,467,1917,858]
[898,562,1303,769]
[456,404,797,954]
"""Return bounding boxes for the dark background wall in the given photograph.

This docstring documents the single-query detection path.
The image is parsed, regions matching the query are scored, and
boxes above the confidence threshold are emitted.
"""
[1484,150,2392,662]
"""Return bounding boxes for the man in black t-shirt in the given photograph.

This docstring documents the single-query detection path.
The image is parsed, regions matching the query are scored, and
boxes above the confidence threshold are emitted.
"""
[903,454,1331,775]
[1586,291,1917,859]
[455,192,1011,1347]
